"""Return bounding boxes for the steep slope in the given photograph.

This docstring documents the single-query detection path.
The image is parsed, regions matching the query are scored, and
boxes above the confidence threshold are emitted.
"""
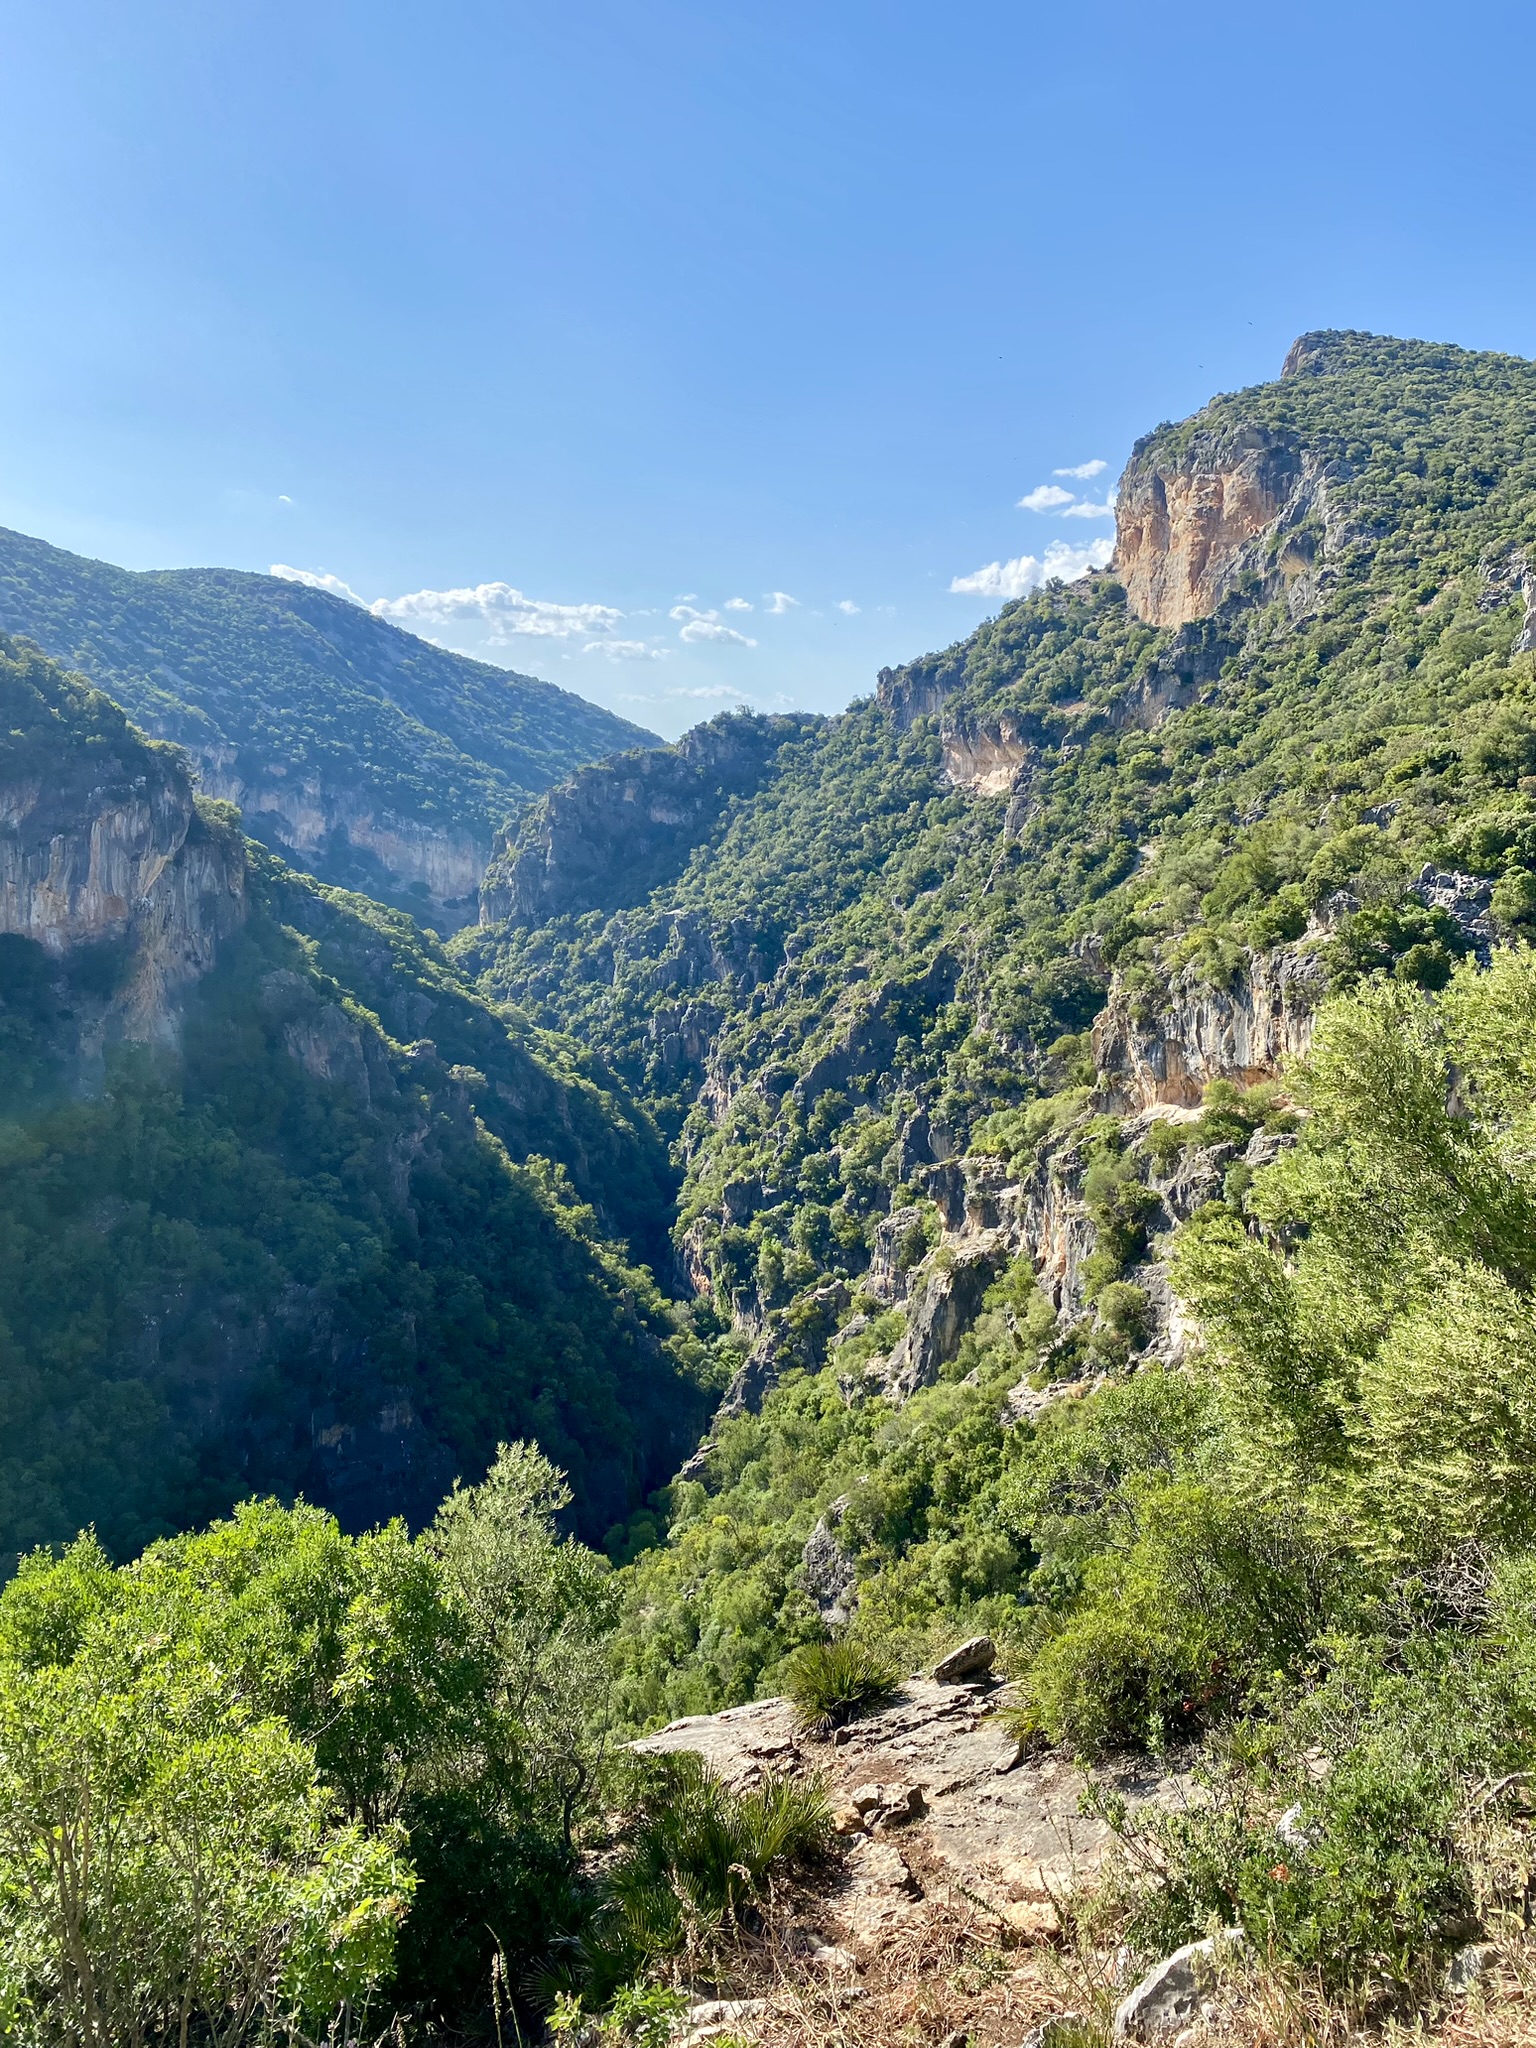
[462,330,1536,1713]
[0,526,657,926]
[0,635,703,1563]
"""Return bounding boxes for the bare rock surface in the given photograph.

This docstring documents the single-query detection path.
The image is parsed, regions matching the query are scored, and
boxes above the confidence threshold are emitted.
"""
[1112,1929,1246,2039]
[635,1679,1188,1954]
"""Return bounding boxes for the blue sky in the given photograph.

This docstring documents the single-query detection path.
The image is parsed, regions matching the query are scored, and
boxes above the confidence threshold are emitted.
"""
[2,0,1534,739]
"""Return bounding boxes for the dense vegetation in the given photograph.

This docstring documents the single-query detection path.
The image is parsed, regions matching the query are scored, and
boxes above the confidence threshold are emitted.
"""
[0,1443,829,2041]
[0,523,655,911]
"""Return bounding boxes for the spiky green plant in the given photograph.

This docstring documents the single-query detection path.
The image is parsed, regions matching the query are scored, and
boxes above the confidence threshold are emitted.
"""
[783,1638,902,1737]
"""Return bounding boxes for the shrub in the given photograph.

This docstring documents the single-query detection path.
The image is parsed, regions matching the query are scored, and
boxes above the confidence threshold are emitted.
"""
[584,1753,831,1993]
[783,1638,902,1736]
[1101,1639,1492,2001]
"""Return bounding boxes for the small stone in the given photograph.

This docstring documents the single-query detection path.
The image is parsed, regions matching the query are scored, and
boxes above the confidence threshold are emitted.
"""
[809,1943,858,1973]
[1112,1929,1246,2040]
[1275,1801,1317,1851]
[872,1782,926,1827]
[1447,1941,1498,1994]
[850,1783,884,1812]
[933,1634,997,1683]
[830,1802,867,1835]
[684,1996,768,2024]
[1001,1898,1062,1938]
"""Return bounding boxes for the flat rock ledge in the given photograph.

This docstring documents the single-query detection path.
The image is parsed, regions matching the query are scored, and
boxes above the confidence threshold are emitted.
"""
[635,1678,1188,1955]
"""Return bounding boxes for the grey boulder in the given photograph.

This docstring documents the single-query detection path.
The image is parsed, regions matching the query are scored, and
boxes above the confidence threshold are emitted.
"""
[1112,1929,1246,2039]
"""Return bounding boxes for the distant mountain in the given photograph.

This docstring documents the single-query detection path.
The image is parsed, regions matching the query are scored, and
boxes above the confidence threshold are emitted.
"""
[0,526,657,925]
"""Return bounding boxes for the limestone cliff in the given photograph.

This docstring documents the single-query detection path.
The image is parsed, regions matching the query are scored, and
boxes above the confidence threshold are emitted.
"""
[1113,422,1325,628]
[480,710,820,926]
[0,642,245,1051]
[1092,943,1324,1111]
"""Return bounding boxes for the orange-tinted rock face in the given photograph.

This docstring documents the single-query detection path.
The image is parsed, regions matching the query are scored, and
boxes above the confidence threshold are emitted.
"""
[1114,426,1302,627]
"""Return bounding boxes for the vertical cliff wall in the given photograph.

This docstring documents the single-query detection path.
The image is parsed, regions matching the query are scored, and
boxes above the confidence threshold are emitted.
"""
[0,640,245,1051]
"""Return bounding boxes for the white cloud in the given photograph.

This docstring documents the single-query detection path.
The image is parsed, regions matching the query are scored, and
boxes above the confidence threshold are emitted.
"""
[373,581,624,643]
[670,603,757,647]
[277,494,293,505]
[1053,459,1108,480]
[681,618,756,647]
[763,590,798,613]
[668,685,755,699]
[583,638,666,660]
[949,537,1113,600]
[837,599,861,614]
[270,564,368,605]
[1018,483,1076,513]
[1059,499,1116,520]
[724,596,754,611]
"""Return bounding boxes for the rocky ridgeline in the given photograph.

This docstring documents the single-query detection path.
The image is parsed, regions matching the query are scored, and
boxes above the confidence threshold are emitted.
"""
[480,711,820,926]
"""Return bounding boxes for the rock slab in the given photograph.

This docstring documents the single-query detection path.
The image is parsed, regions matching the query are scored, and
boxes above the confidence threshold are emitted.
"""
[1112,1929,1245,2040]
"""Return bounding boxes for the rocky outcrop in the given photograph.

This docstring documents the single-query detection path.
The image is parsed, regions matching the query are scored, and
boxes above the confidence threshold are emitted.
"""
[1093,945,1324,1112]
[1113,422,1324,629]
[868,1236,1009,1403]
[722,1280,851,1416]
[480,711,819,926]
[634,1679,1188,1957]
[0,714,245,1046]
[941,718,1035,795]
[193,751,486,922]
[801,1498,858,1626]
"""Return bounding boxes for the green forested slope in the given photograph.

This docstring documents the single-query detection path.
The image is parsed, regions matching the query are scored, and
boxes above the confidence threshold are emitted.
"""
[0,525,656,912]
[460,331,1536,1712]
[0,638,702,1562]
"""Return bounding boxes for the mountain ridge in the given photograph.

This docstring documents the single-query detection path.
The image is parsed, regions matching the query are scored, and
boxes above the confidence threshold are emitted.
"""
[0,524,658,925]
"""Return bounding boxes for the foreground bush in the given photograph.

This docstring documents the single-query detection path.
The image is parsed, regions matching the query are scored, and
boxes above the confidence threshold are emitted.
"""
[0,1582,412,2044]
[0,1441,615,2041]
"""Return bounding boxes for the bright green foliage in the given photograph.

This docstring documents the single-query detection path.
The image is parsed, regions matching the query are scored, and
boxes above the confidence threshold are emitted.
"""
[782,1638,900,1735]
[0,1443,621,2037]
[1174,948,1536,1563]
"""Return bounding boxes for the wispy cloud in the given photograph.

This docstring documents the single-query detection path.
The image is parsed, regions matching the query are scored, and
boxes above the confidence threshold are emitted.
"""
[270,564,629,645]
[668,684,756,700]
[1059,499,1116,520]
[763,590,798,613]
[583,638,666,660]
[1053,458,1108,480]
[670,603,757,647]
[1018,483,1076,513]
[271,565,368,604]
[950,536,1113,600]
[724,596,754,611]
[836,599,861,614]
